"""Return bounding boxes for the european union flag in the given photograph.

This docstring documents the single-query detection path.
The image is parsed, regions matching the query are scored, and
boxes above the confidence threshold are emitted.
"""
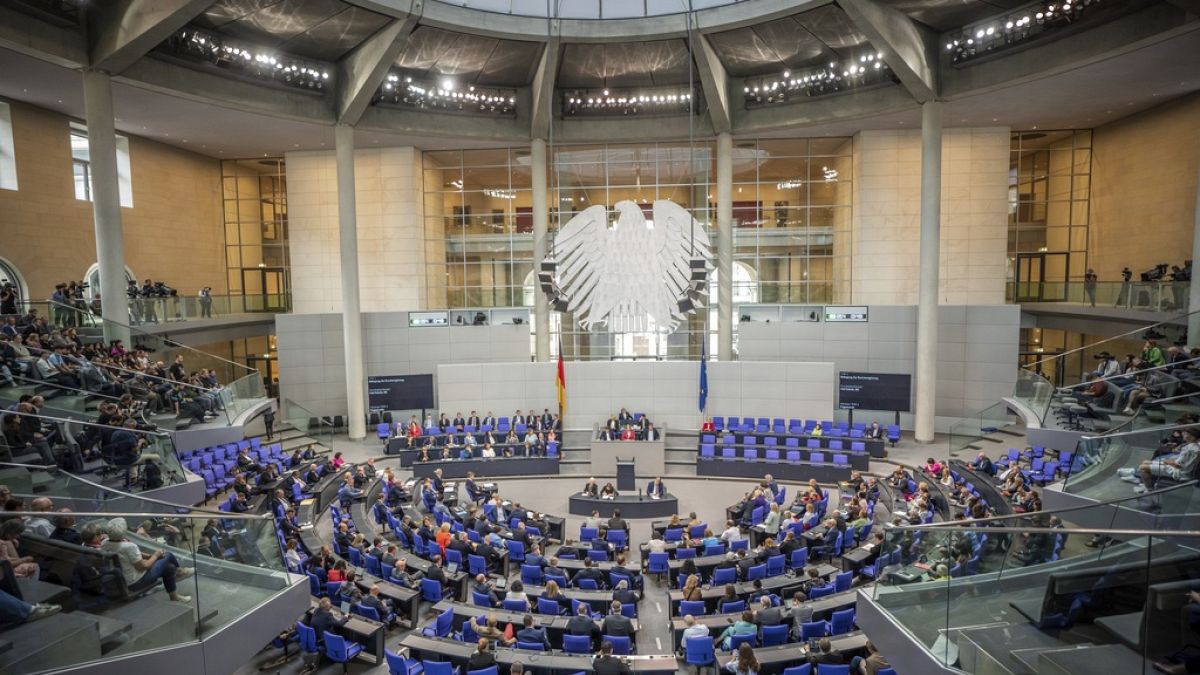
[699,339,708,413]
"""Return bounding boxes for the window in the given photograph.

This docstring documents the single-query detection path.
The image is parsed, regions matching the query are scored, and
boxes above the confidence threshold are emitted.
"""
[0,102,16,191]
[70,122,133,207]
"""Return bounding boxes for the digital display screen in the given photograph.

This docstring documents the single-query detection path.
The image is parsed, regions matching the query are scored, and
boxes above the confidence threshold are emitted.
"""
[838,371,912,412]
[367,374,435,412]
[824,306,868,322]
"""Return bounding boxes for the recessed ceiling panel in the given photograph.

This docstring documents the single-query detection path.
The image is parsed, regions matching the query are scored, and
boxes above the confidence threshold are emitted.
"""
[190,0,390,61]
[280,6,391,61]
[558,39,691,88]
[394,27,541,87]
[875,0,1031,32]
[708,7,864,78]
[796,4,869,53]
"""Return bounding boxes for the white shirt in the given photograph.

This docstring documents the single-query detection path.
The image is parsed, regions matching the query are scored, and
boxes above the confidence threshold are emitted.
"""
[481,446,496,458]
[721,526,743,542]
[24,516,53,538]
[101,539,144,585]
[683,623,710,641]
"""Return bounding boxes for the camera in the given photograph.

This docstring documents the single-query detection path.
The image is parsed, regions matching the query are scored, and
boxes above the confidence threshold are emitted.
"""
[1121,267,1132,282]
[1141,264,1168,282]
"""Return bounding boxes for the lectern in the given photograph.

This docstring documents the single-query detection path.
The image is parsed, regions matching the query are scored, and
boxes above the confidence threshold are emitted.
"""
[616,459,636,492]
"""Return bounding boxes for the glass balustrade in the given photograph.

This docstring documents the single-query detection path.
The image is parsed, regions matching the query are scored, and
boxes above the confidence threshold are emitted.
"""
[1007,279,1189,312]
[1,462,292,671]
[947,401,1014,455]
[869,494,1200,674]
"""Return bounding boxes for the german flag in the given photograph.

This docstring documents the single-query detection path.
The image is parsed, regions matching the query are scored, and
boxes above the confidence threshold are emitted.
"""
[556,336,567,420]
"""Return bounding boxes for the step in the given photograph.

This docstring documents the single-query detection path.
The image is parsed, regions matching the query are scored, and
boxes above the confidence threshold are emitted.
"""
[1011,644,1095,675]
[0,611,103,672]
[664,464,695,477]
[559,464,592,476]
[995,428,1025,437]
[98,598,202,657]
[16,577,72,609]
[71,610,135,651]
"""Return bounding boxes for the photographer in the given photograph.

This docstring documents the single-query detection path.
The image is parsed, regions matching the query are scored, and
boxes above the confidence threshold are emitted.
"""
[1115,267,1132,307]
[198,286,213,318]
[1083,268,1097,307]
[140,280,158,324]
[126,280,143,324]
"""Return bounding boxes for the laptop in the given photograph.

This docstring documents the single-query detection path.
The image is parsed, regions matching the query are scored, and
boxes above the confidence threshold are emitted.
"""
[493,577,506,590]
[340,600,351,613]
[446,562,459,574]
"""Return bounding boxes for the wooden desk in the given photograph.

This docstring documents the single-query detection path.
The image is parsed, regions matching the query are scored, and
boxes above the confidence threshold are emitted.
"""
[431,600,638,648]
[665,565,838,617]
[667,588,858,649]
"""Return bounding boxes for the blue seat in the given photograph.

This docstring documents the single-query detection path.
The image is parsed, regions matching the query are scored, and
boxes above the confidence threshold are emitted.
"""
[467,667,497,675]
[818,666,851,675]
[468,554,488,577]
[747,564,767,581]
[472,590,493,607]
[713,567,737,585]
[680,600,707,616]
[521,564,544,585]
[580,526,598,542]
[811,451,826,464]
[603,635,631,655]
[731,539,749,553]
[576,577,599,590]
[420,578,443,604]
[762,623,789,646]
[620,603,636,618]
[783,664,813,675]
[834,571,853,593]
[790,548,808,569]
[537,596,562,615]
[296,622,319,658]
[503,598,529,612]
[729,632,757,651]
[323,631,363,673]
[720,600,745,614]
[829,608,856,635]
[588,549,609,562]
[801,620,828,640]
[704,543,725,557]
[647,552,670,577]
[684,636,714,669]
[515,640,545,651]
[808,584,835,600]
[563,634,591,654]
[766,554,786,577]
[676,547,696,559]
[689,523,707,538]
[326,581,343,598]
[507,540,525,564]
[700,444,715,458]
[422,661,459,675]
[423,607,455,638]
[307,573,324,597]
[385,648,422,675]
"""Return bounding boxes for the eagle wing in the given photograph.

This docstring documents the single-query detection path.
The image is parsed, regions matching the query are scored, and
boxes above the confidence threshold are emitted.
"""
[650,199,711,327]
[554,204,618,330]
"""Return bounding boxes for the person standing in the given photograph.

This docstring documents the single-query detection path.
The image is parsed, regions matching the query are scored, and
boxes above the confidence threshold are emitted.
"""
[1083,268,1098,307]
[198,287,213,318]
[263,407,276,440]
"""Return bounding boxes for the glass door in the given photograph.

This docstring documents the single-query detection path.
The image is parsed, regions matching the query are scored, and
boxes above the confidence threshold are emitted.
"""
[1014,252,1069,302]
[240,268,290,312]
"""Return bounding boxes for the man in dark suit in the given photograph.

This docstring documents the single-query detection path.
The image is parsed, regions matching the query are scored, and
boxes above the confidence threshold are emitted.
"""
[646,477,667,499]
[601,600,634,640]
[467,411,481,428]
[425,554,454,598]
[566,601,600,648]
[473,573,500,607]
[617,408,633,425]
[361,585,396,625]
[516,614,550,650]
[453,413,466,431]
[735,549,755,580]
[544,555,566,579]
[430,469,445,496]
[513,522,534,549]
[449,532,473,557]
[607,509,627,533]
[593,641,632,675]
[808,637,843,666]
[541,408,553,429]
[309,598,348,642]
[573,558,606,588]
[612,580,638,607]
[482,411,496,427]
[753,596,783,627]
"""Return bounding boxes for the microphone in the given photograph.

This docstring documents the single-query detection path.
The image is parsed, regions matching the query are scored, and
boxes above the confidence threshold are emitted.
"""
[638,488,643,501]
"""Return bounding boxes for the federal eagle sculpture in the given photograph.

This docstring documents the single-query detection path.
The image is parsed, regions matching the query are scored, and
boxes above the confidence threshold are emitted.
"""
[549,199,711,333]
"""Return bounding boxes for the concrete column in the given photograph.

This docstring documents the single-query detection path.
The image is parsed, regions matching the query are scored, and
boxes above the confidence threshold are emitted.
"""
[81,69,130,343]
[532,137,550,362]
[914,102,943,443]
[335,125,366,439]
[1188,167,1200,344]
[716,132,734,361]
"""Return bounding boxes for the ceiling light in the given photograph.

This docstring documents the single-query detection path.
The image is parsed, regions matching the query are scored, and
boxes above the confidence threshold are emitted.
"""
[441,78,454,90]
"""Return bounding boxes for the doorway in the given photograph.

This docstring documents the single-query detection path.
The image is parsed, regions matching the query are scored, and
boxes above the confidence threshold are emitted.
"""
[240,268,290,312]
[1014,252,1069,302]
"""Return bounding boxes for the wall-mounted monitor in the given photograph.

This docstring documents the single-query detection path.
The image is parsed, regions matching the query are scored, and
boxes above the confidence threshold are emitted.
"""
[367,374,435,412]
[824,306,868,322]
[409,311,448,327]
[838,371,912,412]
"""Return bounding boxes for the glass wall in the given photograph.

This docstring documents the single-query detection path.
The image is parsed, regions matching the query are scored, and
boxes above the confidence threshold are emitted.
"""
[421,138,853,360]
[221,158,291,312]
[1008,130,1092,302]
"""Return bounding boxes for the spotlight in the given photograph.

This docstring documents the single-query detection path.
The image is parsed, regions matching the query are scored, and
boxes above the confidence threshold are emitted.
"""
[552,297,569,313]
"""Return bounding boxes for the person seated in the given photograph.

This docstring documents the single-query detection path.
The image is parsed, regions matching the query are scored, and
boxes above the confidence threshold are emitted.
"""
[600,482,618,499]
[100,517,193,603]
[601,599,635,641]
[467,638,496,671]
[516,613,551,650]
[582,477,600,497]
[972,451,995,475]
[573,558,607,588]
[701,417,715,433]
[851,640,892,675]
[923,457,944,476]
[309,597,349,647]
[566,600,599,647]
[807,637,844,667]
[810,422,824,437]
[865,421,884,440]
[1120,428,1200,494]
[593,640,632,675]
[715,610,757,650]
[619,425,636,441]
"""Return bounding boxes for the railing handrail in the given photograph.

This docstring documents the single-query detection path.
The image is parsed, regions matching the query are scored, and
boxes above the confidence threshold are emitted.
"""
[0,407,171,438]
[1024,307,1200,368]
[0,461,262,518]
[1058,354,1200,391]
[882,523,1200,537]
[1080,419,1200,442]
[7,373,123,402]
[93,360,220,394]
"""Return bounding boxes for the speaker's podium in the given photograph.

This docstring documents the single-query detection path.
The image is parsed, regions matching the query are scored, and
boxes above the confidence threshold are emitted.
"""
[590,434,666,479]
[615,460,636,492]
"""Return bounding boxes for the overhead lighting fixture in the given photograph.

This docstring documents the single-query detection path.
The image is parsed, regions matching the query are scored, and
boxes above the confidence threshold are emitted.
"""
[372,70,517,117]
[946,0,1103,65]
[562,86,695,118]
[166,28,331,92]
[744,53,895,107]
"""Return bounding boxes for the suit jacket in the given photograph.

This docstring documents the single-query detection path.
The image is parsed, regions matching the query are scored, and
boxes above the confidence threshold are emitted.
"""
[593,655,632,675]
[755,606,784,626]
[362,594,392,617]
[482,416,495,427]
[566,614,599,638]
[517,626,550,649]
[310,608,346,641]
[608,517,627,532]
[646,481,666,498]
[613,588,639,605]
[602,614,634,638]
[467,416,480,427]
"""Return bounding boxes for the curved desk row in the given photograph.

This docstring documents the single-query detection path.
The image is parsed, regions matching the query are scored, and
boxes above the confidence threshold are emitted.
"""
[412,456,561,479]
[568,492,679,518]
[696,457,852,482]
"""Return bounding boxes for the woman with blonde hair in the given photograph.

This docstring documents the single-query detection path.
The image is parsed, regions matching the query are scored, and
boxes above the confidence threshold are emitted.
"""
[681,573,703,602]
